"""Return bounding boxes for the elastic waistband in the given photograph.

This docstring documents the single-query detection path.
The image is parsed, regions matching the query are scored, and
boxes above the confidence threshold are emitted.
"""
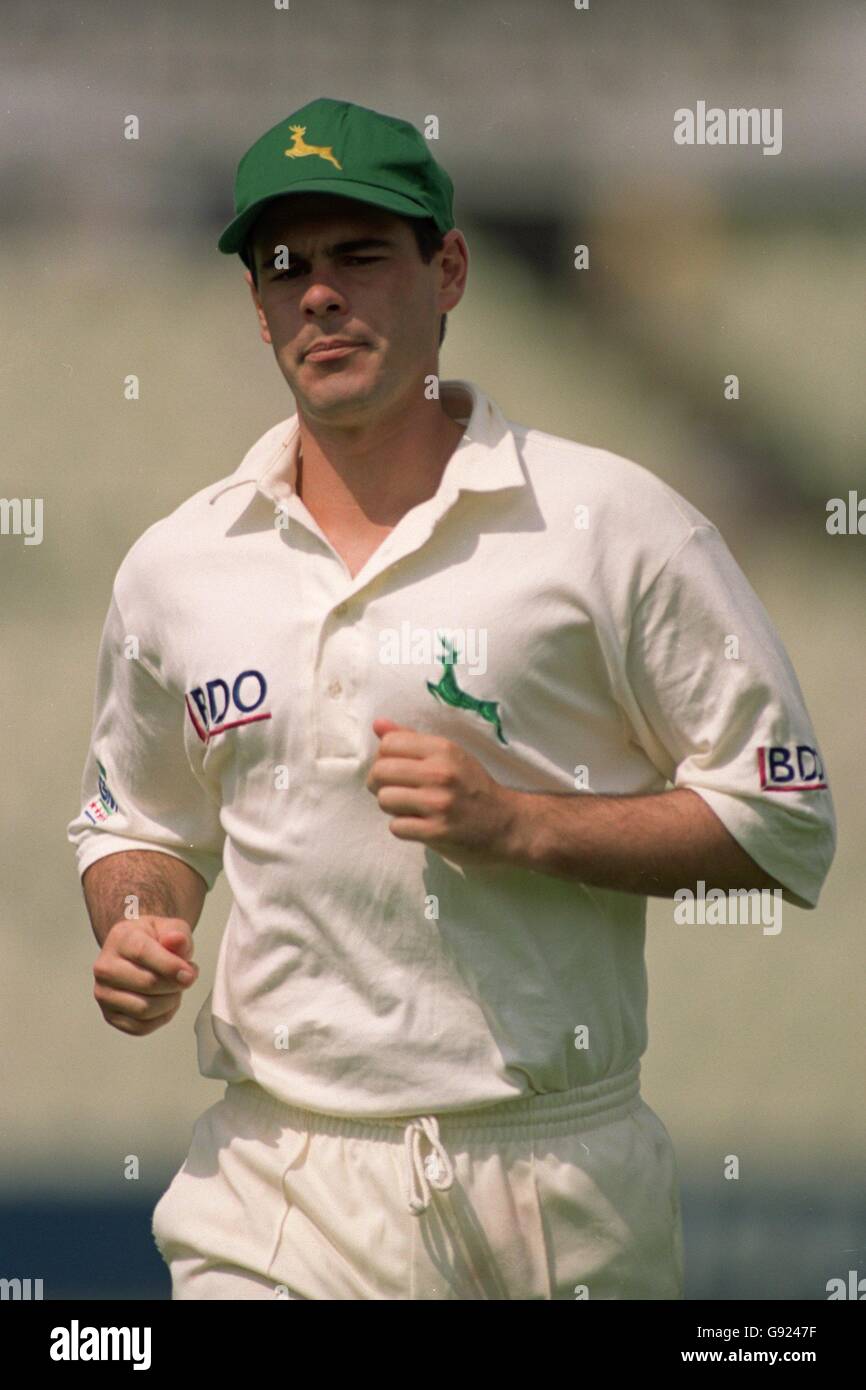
[227,1062,642,1218]
[227,1060,642,1142]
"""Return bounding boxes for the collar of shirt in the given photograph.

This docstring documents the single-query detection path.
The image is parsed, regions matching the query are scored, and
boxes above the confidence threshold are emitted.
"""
[207,378,527,522]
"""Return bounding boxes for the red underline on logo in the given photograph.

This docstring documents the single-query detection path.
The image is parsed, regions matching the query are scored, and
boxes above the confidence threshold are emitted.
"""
[761,782,828,792]
[184,696,271,743]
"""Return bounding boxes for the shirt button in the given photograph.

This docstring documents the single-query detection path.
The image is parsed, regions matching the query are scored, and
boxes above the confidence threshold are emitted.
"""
[327,679,342,698]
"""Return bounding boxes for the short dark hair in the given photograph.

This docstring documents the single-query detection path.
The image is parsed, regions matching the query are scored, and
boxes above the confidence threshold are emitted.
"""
[244,213,448,347]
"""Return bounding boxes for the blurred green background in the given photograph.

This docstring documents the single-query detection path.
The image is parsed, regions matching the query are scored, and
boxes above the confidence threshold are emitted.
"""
[1,0,864,1298]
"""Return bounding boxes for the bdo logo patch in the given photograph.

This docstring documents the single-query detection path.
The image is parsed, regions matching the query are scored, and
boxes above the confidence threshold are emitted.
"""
[185,669,271,743]
[758,743,827,792]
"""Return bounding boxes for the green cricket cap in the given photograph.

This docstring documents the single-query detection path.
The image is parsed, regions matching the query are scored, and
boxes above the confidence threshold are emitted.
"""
[217,96,456,259]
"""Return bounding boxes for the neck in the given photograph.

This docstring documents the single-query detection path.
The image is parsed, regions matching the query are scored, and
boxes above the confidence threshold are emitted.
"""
[293,378,467,527]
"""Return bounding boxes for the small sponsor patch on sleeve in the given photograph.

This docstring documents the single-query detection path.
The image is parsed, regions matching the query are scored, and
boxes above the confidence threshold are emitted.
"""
[83,758,121,825]
[758,743,828,792]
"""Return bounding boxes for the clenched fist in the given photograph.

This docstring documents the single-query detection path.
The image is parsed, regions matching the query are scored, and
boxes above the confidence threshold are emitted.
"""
[366,717,522,870]
[93,916,199,1036]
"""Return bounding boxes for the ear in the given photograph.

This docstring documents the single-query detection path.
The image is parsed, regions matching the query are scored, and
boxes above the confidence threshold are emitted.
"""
[244,267,272,345]
[438,229,469,316]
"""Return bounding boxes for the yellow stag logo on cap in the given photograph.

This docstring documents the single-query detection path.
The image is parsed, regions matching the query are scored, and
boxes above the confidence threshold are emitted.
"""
[284,125,342,169]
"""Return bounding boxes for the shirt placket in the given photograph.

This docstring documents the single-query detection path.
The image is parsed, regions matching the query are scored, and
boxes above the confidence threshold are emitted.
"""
[274,485,464,763]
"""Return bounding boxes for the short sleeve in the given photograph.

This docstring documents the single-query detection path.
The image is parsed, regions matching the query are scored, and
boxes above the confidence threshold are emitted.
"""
[67,589,226,891]
[621,524,836,909]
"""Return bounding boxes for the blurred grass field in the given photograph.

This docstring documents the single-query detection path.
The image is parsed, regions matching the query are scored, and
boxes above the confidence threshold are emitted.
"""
[1,224,864,1209]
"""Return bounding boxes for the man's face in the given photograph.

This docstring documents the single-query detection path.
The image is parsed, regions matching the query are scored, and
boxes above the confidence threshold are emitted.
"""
[246,193,466,423]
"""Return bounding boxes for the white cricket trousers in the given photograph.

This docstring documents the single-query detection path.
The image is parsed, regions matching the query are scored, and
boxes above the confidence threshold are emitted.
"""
[151,1061,684,1300]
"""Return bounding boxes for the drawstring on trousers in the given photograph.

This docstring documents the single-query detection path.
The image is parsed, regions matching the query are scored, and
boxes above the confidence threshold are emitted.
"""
[402,1115,455,1215]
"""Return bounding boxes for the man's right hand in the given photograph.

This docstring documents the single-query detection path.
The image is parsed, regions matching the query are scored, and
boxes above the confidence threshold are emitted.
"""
[92,916,199,1035]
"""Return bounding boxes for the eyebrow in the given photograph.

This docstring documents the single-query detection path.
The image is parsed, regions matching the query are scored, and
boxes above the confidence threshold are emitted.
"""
[260,237,396,272]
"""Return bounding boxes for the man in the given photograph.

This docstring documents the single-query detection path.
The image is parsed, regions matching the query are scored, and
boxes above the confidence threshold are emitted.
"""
[68,97,836,1301]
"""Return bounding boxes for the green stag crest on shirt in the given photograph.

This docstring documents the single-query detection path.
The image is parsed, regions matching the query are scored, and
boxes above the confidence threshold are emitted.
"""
[426,634,508,746]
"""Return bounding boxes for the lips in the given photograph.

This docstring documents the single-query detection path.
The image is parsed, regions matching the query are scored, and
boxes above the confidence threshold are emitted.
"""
[304,339,365,361]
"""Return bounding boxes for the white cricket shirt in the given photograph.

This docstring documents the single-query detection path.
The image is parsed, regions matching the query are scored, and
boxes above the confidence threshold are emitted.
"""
[68,379,836,1117]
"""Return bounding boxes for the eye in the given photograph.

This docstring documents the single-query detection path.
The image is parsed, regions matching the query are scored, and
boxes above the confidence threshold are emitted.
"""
[273,256,382,280]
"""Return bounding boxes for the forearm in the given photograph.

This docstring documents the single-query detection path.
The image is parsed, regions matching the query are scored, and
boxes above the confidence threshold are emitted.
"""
[81,849,208,946]
[504,786,781,897]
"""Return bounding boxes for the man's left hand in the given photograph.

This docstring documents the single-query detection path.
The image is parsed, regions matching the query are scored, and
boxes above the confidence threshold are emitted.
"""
[367,718,521,870]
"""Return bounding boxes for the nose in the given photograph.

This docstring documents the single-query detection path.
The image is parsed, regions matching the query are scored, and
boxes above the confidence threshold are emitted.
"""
[302,279,349,319]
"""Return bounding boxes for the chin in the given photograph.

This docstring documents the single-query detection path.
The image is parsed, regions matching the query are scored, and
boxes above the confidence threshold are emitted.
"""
[297,372,382,415]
